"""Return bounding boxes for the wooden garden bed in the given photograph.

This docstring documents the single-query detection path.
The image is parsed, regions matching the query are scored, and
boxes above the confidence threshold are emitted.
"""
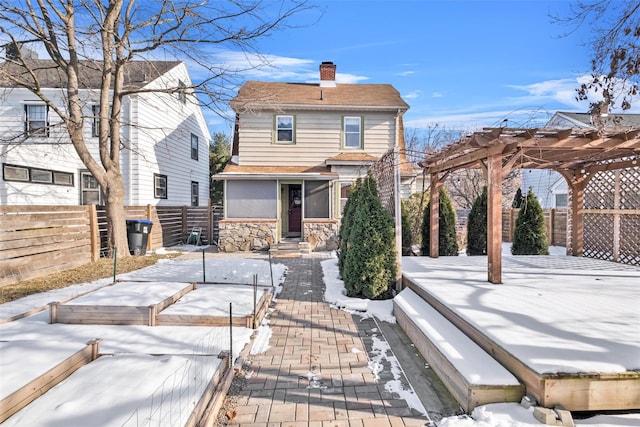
[49,281,195,326]
[0,339,101,423]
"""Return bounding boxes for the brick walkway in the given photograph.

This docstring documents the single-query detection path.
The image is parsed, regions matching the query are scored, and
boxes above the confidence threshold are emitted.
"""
[222,254,430,426]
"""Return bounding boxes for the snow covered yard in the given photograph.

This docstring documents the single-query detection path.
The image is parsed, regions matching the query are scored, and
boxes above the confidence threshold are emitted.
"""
[320,248,640,427]
[0,252,286,426]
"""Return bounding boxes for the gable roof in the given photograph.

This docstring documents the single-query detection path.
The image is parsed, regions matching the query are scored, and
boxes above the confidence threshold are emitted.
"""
[0,59,182,89]
[547,111,640,130]
[230,81,409,112]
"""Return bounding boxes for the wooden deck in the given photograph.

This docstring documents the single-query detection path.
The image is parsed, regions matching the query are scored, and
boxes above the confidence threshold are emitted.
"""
[400,255,640,412]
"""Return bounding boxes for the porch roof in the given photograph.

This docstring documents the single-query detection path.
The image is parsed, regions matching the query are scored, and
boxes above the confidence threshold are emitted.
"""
[215,164,337,180]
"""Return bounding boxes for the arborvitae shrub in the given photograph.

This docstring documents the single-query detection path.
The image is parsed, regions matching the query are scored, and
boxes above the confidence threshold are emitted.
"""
[421,186,459,256]
[401,200,412,255]
[466,186,487,255]
[511,189,549,255]
[337,178,362,278]
[342,175,397,299]
[511,188,524,208]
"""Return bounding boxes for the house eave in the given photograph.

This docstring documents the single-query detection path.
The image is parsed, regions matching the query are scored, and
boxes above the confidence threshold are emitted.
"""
[231,103,408,113]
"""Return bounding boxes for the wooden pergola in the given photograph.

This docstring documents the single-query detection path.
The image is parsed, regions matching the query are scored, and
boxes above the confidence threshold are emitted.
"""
[421,127,640,283]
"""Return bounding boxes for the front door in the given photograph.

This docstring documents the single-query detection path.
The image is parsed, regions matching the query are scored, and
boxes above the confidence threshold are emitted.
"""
[287,184,302,236]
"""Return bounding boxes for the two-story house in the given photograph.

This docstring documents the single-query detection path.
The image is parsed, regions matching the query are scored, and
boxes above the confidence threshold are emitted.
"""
[214,62,415,252]
[0,57,210,207]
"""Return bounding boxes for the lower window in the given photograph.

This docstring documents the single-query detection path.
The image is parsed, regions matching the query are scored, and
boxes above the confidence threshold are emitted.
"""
[154,174,167,199]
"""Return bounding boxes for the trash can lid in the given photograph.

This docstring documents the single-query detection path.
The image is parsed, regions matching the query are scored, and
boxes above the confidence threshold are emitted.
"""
[126,219,153,224]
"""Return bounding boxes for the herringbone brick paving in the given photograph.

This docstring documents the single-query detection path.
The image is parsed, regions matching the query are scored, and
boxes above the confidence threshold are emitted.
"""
[220,254,429,426]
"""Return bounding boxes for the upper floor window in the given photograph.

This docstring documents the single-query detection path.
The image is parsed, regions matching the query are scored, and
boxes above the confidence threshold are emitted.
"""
[92,105,112,138]
[25,104,48,136]
[275,115,295,143]
[343,116,363,149]
[178,80,186,104]
[191,134,199,160]
[154,173,167,199]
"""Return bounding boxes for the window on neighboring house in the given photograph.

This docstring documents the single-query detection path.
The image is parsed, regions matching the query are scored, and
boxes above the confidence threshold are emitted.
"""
[343,116,362,148]
[275,115,294,143]
[25,104,48,136]
[191,134,199,160]
[178,80,186,104]
[154,174,167,199]
[191,181,199,206]
[2,163,73,186]
[339,181,353,214]
[555,193,568,208]
[80,171,104,205]
[92,105,113,138]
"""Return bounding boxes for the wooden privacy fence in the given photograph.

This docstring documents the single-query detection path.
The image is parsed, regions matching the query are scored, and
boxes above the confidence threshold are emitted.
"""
[502,208,568,247]
[1,203,213,287]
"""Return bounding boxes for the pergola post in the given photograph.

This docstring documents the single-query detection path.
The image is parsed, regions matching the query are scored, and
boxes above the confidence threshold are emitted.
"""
[569,174,587,257]
[429,173,442,258]
[487,154,502,284]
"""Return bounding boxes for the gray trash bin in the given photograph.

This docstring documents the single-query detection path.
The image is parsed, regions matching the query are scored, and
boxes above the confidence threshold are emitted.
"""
[126,219,153,255]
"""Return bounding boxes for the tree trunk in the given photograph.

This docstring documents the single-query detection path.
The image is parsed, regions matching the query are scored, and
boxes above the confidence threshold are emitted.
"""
[105,173,130,258]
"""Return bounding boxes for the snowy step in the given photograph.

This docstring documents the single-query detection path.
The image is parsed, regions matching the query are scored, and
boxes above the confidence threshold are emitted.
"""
[394,288,524,412]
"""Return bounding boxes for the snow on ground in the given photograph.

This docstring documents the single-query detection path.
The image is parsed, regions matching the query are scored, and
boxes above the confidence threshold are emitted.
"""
[0,254,287,426]
[3,354,221,427]
[320,249,640,427]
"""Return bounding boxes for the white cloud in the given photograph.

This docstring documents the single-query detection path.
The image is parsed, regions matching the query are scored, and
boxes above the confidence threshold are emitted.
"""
[396,70,416,76]
[431,92,444,98]
[404,90,421,99]
[405,108,553,131]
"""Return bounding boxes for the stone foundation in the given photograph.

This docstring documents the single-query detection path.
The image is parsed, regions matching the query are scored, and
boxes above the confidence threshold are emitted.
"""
[218,220,277,252]
[304,220,340,251]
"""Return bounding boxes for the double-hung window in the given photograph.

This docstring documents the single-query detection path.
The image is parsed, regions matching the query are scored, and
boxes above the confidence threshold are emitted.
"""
[191,134,199,160]
[191,181,199,206]
[25,104,48,136]
[154,174,167,199]
[343,116,363,149]
[275,115,294,143]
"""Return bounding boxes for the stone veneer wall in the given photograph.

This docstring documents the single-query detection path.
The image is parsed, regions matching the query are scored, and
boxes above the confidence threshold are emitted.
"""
[218,220,277,252]
[304,220,340,251]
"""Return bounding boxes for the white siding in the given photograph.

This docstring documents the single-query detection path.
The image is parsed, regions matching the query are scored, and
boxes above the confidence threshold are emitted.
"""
[237,111,397,167]
[0,63,211,207]
[130,63,210,206]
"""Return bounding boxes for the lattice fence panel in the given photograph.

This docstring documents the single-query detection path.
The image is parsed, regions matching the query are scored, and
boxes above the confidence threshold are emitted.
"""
[583,213,614,261]
[580,167,640,264]
[584,170,616,209]
[370,148,397,217]
[619,167,640,210]
[619,215,640,265]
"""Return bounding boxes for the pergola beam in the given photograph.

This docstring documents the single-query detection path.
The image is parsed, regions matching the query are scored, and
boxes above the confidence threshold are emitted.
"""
[420,126,640,284]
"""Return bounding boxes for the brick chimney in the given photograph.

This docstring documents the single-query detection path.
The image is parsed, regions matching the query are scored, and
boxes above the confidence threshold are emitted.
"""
[319,61,336,88]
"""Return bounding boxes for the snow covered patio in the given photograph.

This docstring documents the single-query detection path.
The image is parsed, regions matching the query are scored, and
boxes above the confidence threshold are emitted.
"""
[398,252,640,412]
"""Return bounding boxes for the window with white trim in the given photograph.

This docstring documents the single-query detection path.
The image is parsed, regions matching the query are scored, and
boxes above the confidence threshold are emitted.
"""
[275,115,294,143]
[154,174,167,199]
[191,181,199,206]
[191,134,199,160]
[2,163,73,186]
[339,181,353,215]
[343,116,362,148]
[25,104,48,136]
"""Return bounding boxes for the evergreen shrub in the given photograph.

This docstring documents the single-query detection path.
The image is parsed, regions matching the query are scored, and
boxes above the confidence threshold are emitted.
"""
[511,189,549,255]
[466,186,487,255]
[421,186,459,256]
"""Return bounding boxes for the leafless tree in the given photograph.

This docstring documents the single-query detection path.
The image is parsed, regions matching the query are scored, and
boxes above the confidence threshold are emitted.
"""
[555,1,640,112]
[0,0,313,257]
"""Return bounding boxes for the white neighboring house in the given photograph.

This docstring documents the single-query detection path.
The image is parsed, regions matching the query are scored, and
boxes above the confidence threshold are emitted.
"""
[522,111,640,208]
[0,59,210,206]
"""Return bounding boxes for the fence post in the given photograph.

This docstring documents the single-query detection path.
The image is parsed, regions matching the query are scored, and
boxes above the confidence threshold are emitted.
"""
[549,208,555,246]
[88,204,100,262]
[207,198,213,244]
[182,205,188,243]
[146,204,154,251]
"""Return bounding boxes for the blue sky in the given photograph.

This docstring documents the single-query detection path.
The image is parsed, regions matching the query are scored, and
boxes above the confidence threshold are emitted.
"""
[205,0,621,136]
